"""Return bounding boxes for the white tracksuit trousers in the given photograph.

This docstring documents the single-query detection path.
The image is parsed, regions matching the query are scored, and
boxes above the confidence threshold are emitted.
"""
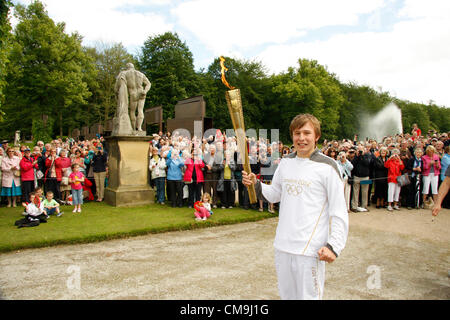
[274,249,325,300]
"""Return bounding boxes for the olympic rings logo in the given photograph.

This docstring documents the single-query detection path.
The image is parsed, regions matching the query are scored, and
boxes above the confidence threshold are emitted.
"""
[285,183,303,196]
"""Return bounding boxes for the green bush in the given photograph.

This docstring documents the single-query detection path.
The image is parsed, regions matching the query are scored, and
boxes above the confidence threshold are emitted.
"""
[32,117,54,145]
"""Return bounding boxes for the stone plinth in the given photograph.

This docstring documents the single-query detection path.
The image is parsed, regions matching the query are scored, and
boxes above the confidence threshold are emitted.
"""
[104,136,154,207]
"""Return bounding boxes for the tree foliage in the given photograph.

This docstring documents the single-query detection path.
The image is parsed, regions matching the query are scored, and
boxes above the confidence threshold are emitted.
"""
[203,57,272,132]
[2,1,92,141]
[86,42,136,126]
[138,32,199,119]
[272,59,345,141]
[0,7,448,143]
[0,0,13,119]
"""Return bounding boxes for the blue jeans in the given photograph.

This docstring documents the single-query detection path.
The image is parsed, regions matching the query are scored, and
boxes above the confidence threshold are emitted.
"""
[71,189,83,205]
[45,207,57,215]
[154,177,166,203]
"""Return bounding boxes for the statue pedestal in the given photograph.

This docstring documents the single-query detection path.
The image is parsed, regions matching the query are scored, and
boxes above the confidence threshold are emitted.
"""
[104,136,154,207]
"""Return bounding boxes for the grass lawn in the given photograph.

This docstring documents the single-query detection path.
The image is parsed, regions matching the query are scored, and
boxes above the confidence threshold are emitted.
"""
[0,201,276,253]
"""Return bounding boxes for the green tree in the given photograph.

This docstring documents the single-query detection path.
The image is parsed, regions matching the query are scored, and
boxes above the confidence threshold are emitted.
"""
[61,46,99,137]
[0,0,12,120]
[138,32,199,120]
[204,57,273,133]
[3,1,92,141]
[272,59,344,141]
[339,83,392,139]
[425,103,450,133]
[88,42,136,127]
[394,99,430,134]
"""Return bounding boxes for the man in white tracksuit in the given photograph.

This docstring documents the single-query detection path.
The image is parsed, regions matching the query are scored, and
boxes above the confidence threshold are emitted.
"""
[243,113,348,300]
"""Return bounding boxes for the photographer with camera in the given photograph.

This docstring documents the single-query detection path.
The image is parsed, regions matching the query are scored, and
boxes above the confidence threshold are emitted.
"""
[92,144,108,202]
[350,144,374,212]
[384,148,405,211]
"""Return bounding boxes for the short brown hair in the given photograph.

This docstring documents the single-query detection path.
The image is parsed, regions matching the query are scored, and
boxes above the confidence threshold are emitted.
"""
[289,113,321,140]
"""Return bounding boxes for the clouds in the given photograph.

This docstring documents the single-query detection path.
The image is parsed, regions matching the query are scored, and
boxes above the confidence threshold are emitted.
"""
[256,0,450,106]
[172,0,385,56]
[10,0,450,107]
[13,0,174,49]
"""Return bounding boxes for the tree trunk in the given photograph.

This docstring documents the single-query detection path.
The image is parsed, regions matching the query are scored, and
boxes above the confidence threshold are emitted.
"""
[59,111,63,137]
[104,97,110,128]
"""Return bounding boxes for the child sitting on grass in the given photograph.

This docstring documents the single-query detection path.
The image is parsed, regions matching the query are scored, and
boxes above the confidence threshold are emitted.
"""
[15,192,49,228]
[21,186,43,216]
[25,192,46,217]
[42,191,63,217]
[194,192,213,221]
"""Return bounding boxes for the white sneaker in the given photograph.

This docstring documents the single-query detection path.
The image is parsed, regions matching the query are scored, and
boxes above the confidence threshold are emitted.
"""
[356,207,367,212]
[387,206,393,211]
[393,205,400,210]
[202,217,207,221]
[77,208,81,213]
[72,208,77,213]
[195,217,202,221]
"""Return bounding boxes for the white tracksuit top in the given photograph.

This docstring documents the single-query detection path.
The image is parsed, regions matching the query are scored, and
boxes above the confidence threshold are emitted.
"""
[258,150,349,258]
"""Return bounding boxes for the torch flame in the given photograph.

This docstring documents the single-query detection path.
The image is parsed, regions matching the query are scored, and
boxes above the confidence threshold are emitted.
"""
[220,56,235,90]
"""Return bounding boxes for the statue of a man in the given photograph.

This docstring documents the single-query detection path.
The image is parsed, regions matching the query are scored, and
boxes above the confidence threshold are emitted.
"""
[123,63,151,133]
[112,69,133,136]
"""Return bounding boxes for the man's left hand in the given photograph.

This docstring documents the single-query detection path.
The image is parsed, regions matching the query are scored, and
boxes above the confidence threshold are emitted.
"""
[318,247,336,263]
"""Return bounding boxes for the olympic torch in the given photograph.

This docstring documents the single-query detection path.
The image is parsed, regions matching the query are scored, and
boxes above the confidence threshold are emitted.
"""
[220,57,257,204]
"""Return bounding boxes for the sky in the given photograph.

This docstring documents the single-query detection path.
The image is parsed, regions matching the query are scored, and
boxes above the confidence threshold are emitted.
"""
[10,0,450,108]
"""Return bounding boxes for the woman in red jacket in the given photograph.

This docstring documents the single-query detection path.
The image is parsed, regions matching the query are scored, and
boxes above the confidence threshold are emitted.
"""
[20,147,39,203]
[384,149,405,211]
[183,149,205,208]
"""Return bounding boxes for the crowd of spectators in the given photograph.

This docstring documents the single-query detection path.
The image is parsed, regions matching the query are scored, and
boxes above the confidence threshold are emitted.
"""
[322,125,450,212]
[148,130,291,212]
[1,123,449,215]
[0,136,108,208]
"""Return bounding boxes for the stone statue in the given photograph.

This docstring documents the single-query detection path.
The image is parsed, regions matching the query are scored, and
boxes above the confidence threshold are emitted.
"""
[14,131,20,146]
[112,63,151,136]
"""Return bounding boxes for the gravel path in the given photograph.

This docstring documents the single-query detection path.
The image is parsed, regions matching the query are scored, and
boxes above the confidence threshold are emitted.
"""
[0,207,449,300]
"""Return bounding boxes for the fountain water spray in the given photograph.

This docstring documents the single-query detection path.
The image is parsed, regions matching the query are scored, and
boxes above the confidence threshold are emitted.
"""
[359,102,403,142]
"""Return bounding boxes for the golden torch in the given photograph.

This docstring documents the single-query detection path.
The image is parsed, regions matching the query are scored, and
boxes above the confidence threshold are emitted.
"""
[220,56,257,204]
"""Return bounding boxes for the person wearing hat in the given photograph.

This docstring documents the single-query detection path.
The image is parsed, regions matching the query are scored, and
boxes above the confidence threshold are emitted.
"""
[0,140,9,152]
[20,147,39,203]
